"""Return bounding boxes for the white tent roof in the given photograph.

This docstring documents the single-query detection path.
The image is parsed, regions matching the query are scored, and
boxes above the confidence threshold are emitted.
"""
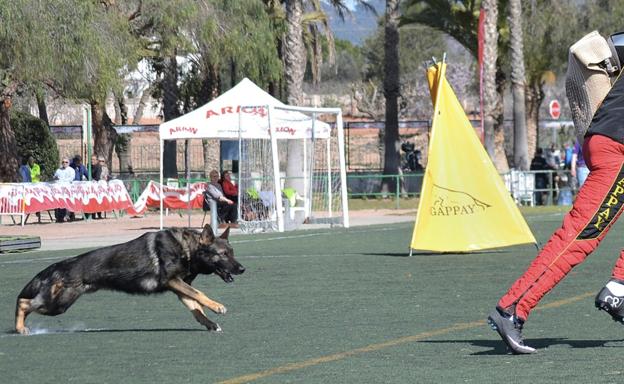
[159,78,330,140]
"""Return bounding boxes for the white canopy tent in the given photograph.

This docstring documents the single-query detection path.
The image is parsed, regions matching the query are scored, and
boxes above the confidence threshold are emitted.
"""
[158,78,349,232]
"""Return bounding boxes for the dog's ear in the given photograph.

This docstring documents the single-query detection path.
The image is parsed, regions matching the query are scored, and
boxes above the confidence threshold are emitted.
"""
[200,224,216,245]
[220,226,230,240]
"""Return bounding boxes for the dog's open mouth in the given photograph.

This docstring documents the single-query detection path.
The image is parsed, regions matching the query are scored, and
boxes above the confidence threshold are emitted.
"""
[216,270,234,283]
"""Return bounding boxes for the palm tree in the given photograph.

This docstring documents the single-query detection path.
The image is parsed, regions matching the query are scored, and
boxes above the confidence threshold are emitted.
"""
[480,0,507,171]
[402,0,510,172]
[508,0,528,170]
[280,0,374,192]
[381,0,401,195]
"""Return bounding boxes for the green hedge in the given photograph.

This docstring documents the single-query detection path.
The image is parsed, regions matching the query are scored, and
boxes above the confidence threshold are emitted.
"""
[11,111,59,181]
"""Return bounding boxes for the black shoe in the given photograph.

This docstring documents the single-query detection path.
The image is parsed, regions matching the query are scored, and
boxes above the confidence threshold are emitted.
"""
[487,307,536,354]
[595,279,624,323]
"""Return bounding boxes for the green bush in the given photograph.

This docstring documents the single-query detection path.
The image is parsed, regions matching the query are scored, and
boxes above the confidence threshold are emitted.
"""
[11,111,59,181]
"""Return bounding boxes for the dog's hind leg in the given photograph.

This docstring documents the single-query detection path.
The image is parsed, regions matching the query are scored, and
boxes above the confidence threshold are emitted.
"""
[167,278,227,314]
[15,298,33,335]
[176,294,221,332]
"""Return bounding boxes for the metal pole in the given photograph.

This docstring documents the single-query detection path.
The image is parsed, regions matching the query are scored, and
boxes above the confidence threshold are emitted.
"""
[159,139,164,230]
[269,106,284,232]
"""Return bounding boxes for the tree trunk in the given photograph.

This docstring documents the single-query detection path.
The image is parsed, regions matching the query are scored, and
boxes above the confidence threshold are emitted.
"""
[284,0,306,193]
[201,63,220,178]
[115,94,133,176]
[91,101,117,172]
[381,0,401,195]
[162,54,179,179]
[481,0,509,172]
[526,80,543,157]
[35,90,49,127]
[133,86,152,124]
[481,0,498,162]
[0,97,18,182]
[509,0,529,170]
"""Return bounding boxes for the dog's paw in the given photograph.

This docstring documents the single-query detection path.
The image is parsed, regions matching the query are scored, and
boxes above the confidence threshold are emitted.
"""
[205,322,222,332]
[213,303,227,315]
[16,327,30,336]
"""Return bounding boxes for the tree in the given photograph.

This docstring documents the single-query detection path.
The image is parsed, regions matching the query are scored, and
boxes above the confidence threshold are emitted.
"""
[0,1,136,181]
[381,0,401,195]
[402,0,510,172]
[12,111,59,181]
[508,0,528,170]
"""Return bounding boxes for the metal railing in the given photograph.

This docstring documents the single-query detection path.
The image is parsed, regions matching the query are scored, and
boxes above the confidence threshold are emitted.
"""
[109,169,576,211]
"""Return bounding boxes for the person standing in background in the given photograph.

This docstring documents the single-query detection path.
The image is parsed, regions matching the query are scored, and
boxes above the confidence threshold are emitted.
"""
[28,156,42,222]
[53,158,75,223]
[571,140,589,188]
[28,156,40,183]
[89,154,103,219]
[18,157,31,182]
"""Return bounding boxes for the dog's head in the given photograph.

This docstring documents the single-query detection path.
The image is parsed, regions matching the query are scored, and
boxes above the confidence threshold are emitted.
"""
[196,224,245,283]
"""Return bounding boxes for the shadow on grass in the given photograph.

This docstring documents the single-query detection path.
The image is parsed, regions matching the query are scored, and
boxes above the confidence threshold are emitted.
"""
[363,249,517,257]
[3,328,207,336]
[421,338,624,355]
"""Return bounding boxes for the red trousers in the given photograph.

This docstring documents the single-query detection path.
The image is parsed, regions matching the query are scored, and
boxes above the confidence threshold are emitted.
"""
[498,134,624,321]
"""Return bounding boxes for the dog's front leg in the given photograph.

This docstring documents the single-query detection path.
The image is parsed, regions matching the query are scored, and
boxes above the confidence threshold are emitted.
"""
[15,298,32,335]
[176,294,222,332]
[167,278,227,314]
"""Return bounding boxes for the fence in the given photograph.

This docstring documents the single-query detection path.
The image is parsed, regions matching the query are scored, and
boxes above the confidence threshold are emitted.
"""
[122,169,572,210]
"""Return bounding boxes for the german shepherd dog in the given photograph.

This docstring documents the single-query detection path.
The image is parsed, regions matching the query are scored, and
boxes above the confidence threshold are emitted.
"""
[15,224,244,335]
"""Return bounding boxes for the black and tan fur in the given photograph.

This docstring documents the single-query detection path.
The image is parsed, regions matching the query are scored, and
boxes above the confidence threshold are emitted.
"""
[15,224,244,335]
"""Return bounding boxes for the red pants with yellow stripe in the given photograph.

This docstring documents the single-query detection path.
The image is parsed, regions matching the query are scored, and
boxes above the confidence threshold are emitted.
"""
[498,134,624,321]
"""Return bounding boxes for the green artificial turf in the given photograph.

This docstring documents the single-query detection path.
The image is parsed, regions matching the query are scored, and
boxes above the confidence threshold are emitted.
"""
[1,211,623,383]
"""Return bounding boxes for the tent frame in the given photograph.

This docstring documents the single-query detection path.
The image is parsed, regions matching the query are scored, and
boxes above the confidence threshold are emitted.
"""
[158,105,349,232]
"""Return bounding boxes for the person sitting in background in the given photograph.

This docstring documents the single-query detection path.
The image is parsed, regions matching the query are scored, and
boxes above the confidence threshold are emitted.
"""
[205,170,238,226]
[18,157,31,182]
[53,158,75,222]
[70,155,88,181]
[220,170,238,201]
[99,156,110,181]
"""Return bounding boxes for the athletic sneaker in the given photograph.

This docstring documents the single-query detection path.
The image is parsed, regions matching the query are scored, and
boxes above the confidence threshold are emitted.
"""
[595,279,624,323]
[487,307,536,354]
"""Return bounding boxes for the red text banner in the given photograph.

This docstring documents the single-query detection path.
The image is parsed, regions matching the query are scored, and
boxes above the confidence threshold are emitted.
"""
[0,180,134,214]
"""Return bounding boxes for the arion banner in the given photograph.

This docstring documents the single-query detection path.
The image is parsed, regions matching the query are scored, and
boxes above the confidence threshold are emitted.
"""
[0,180,134,214]
[409,62,536,252]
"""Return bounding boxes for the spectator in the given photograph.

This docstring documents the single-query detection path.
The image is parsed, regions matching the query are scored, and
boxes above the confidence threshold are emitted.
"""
[18,157,31,182]
[564,143,573,170]
[90,154,102,181]
[71,155,88,181]
[28,156,42,222]
[530,148,555,206]
[90,154,103,219]
[220,170,238,201]
[205,170,238,226]
[546,144,561,169]
[99,156,110,181]
[571,140,589,188]
[28,156,40,182]
[53,158,75,223]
